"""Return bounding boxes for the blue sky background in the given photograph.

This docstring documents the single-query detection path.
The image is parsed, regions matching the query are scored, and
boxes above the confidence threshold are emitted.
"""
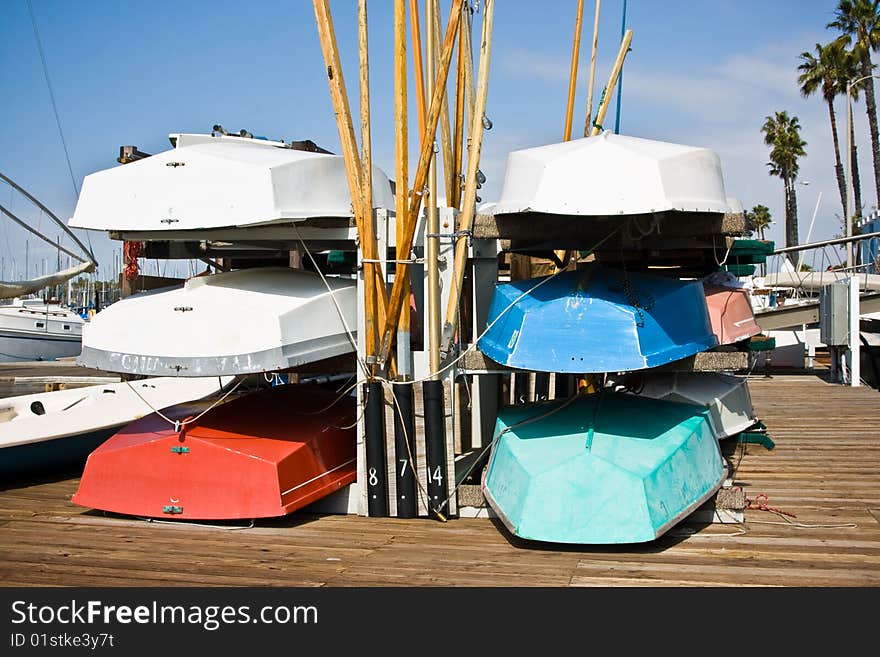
[1,0,875,278]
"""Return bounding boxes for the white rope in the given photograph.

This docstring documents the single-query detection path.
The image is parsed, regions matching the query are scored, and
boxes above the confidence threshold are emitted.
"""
[436,389,589,513]
[123,376,245,429]
[291,224,371,380]
[712,234,735,267]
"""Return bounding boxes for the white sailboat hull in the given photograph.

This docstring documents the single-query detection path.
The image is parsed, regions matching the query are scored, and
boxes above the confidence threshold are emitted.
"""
[0,376,231,477]
[0,376,231,448]
[0,300,83,363]
[79,267,357,377]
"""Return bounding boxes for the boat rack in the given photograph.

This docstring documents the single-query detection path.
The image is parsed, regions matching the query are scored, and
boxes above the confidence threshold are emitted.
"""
[453,209,751,465]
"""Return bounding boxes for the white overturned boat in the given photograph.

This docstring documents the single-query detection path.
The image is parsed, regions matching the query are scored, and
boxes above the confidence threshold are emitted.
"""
[635,372,757,440]
[482,132,732,217]
[78,267,357,377]
[0,376,230,477]
[70,132,394,233]
[0,299,84,363]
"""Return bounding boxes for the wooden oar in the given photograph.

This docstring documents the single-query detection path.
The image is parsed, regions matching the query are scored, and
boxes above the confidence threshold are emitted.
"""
[563,0,585,142]
[425,0,442,375]
[358,0,387,364]
[451,5,467,209]
[378,0,463,366]
[409,0,427,139]
[556,0,588,270]
[395,0,412,377]
[590,29,632,136]
[583,0,601,137]
[313,0,385,363]
[431,0,455,204]
[440,0,495,352]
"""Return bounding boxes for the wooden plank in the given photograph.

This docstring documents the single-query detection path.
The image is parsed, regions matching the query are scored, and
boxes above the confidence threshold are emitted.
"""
[458,349,748,373]
[473,211,747,242]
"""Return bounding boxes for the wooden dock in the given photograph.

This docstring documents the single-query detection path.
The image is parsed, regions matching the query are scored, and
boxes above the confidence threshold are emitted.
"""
[0,360,118,397]
[1,373,878,587]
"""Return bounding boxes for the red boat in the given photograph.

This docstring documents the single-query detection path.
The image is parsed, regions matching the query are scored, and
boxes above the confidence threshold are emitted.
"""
[72,384,356,520]
[703,284,761,345]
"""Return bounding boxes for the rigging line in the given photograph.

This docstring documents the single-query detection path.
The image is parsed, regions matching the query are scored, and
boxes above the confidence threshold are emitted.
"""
[27,0,77,199]
[0,172,94,264]
[25,0,95,263]
[0,202,86,262]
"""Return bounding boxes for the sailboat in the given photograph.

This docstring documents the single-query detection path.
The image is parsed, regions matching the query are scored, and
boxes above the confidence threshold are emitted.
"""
[0,297,84,363]
[0,172,97,362]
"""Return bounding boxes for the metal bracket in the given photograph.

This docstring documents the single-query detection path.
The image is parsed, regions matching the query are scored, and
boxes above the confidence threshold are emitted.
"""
[361,257,425,265]
[425,229,472,243]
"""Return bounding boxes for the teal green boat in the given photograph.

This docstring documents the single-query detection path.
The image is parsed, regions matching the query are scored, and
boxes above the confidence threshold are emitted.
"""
[482,392,725,544]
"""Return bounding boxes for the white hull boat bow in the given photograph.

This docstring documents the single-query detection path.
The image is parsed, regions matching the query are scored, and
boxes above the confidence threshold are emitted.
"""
[78,267,357,377]
[0,376,230,477]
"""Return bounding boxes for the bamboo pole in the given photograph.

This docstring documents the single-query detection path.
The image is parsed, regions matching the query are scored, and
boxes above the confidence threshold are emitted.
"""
[431,0,455,204]
[590,29,632,136]
[409,0,427,140]
[395,0,411,378]
[563,0,585,142]
[451,5,467,210]
[358,0,387,365]
[425,0,442,377]
[556,0,588,270]
[583,0,601,137]
[441,0,495,352]
[462,7,476,132]
[313,0,385,362]
[378,0,463,365]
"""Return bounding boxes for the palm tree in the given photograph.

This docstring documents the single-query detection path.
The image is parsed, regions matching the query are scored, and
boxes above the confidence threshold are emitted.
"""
[847,82,866,220]
[762,111,807,253]
[829,42,868,220]
[745,204,772,240]
[829,0,880,206]
[798,41,850,216]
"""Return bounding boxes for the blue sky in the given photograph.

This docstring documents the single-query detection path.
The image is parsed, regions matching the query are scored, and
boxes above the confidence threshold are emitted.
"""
[1,0,875,277]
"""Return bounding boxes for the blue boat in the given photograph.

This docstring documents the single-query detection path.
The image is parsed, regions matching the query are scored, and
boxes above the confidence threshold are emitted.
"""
[482,392,726,544]
[478,266,717,373]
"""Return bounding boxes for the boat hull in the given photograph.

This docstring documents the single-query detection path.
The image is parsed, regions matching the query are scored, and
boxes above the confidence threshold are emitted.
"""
[0,376,231,477]
[703,285,761,345]
[0,329,81,362]
[72,384,357,519]
[0,429,115,480]
[482,393,726,544]
[0,300,84,362]
[78,267,357,377]
[478,267,718,373]
[634,372,756,440]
